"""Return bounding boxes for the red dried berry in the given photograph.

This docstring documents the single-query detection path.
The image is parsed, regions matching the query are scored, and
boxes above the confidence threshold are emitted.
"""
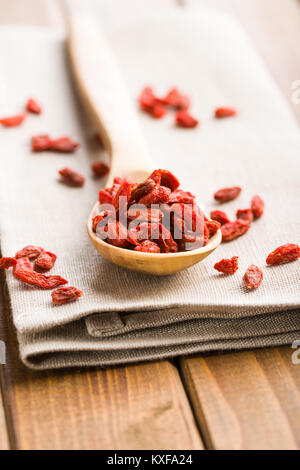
[157,225,178,253]
[266,244,300,266]
[163,88,190,110]
[243,265,263,289]
[175,110,198,128]
[210,210,230,226]
[99,221,129,249]
[14,268,67,289]
[139,87,156,111]
[15,245,44,260]
[14,257,33,272]
[151,103,167,119]
[205,220,221,237]
[221,219,251,242]
[31,135,52,151]
[99,189,113,205]
[128,207,162,224]
[112,181,132,210]
[251,195,264,219]
[149,169,180,192]
[214,186,242,203]
[214,256,239,275]
[139,185,171,207]
[168,190,195,204]
[59,168,85,187]
[0,257,17,270]
[26,98,42,114]
[52,287,83,305]
[236,209,253,223]
[215,107,237,118]
[92,211,111,233]
[134,240,161,253]
[131,179,156,203]
[91,162,110,178]
[34,251,57,271]
[49,137,79,153]
[0,113,26,127]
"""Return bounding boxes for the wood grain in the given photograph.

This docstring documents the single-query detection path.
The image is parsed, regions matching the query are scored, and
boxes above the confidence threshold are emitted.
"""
[180,349,300,450]
[0,302,202,449]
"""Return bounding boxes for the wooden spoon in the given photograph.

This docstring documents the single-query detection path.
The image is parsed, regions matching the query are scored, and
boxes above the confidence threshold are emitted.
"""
[68,14,221,276]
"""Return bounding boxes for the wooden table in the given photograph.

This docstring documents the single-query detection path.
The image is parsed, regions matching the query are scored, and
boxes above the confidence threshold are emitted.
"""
[0,0,299,450]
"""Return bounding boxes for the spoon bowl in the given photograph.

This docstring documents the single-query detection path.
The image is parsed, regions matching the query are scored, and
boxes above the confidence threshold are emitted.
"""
[87,202,222,276]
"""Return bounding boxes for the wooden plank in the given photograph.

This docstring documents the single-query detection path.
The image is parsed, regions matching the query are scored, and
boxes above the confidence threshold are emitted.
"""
[180,349,300,450]
[0,300,202,449]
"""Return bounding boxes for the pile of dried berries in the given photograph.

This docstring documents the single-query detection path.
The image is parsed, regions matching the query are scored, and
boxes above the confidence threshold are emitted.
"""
[0,245,82,305]
[93,169,221,253]
[138,86,238,128]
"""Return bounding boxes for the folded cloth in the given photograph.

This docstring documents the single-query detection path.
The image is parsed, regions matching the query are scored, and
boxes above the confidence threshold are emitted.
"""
[0,8,299,369]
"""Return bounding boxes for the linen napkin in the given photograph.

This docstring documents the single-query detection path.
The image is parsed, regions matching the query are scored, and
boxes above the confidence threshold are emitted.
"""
[0,8,299,369]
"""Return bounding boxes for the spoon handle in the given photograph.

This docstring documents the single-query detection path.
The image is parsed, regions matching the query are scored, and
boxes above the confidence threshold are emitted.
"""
[68,13,154,183]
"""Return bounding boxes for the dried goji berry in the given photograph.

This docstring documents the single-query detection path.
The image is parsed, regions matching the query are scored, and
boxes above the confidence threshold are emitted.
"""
[99,221,129,249]
[139,87,156,111]
[139,185,171,207]
[0,257,17,270]
[215,107,237,118]
[0,113,26,127]
[91,162,110,178]
[34,251,57,271]
[151,103,167,119]
[251,195,264,219]
[49,137,79,153]
[26,98,42,114]
[210,210,230,226]
[51,287,83,305]
[14,257,33,272]
[92,211,111,233]
[157,225,178,253]
[59,168,85,187]
[149,169,180,192]
[134,240,161,253]
[221,219,251,242]
[31,135,52,151]
[14,268,67,289]
[112,181,132,210]
[266,244,300,266]
[168,190,195,204]
[163,88,190,110]
[175,110,198,128]
[205,220,221,237]
[128,207,162,224]
[214,186,242,203]
[131,179,156,202]
[15,245,44,260]
[214,256,239,275]
[243,265,263,289]
[236,208,253,223]
[99,189,113,205]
